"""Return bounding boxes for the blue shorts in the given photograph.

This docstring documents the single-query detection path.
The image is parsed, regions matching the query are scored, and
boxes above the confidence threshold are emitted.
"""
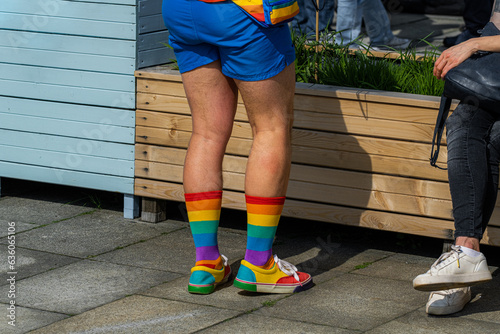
[161,0,295,81]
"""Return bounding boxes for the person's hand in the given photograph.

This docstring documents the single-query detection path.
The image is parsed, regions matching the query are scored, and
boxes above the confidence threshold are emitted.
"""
[434,39,479,80]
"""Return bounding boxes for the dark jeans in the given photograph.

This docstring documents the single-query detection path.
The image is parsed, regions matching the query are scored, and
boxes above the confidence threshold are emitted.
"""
[446,103,500,240]
[291,0,336,36]
[464,0,495,34]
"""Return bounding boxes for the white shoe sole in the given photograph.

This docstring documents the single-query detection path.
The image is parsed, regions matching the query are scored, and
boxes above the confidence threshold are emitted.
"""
[413,272,492,291]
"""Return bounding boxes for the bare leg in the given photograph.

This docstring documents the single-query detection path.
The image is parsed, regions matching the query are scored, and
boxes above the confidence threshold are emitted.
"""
[235,63,296,197]
[455,237,480,252]
[181,61,238,193]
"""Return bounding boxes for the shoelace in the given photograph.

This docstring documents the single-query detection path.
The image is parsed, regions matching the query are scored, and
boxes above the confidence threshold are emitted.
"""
[274,255,301,285]
[430,245,462,273]
[221,254,228,268]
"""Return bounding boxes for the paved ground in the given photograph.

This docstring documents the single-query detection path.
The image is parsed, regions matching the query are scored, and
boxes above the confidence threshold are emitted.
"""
[1,174,500,334]
[2,11,499,334]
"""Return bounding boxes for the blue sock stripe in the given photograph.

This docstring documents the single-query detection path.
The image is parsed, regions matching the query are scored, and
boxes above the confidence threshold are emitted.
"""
[192,233,218,247]
[246,236,273,252]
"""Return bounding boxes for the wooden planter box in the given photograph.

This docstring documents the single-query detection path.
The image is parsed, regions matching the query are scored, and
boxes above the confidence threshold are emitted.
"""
[134,66,500,247]
[0,0,174,217]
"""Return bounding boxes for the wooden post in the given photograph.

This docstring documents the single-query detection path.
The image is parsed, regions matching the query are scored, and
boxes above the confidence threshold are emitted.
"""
[141,197,167,223]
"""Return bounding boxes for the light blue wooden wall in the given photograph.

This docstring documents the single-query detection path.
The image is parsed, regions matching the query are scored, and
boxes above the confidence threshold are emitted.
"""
[0,0,172,215]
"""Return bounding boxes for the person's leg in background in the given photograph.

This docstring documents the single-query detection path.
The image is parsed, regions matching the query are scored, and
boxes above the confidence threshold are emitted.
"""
[292,0,336,39]
[335,0,363,45]
[444,0,494,46]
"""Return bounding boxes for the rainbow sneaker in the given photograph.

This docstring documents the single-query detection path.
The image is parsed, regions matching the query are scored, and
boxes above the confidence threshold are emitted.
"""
[234,255,313,293]
[188,255,232,294]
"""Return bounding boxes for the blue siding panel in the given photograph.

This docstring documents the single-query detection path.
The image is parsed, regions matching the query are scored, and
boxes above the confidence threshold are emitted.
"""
[0,79,135,108]
[0,97,134,127]
[0,130,134,161]
[0,162,134,194]
[0,64,135,92]
[1,0,136,23]
[0,0,166,200]
[0,145,134,178]
[0,30,136,58]
[0,13,136,40]
[0,113,135,144]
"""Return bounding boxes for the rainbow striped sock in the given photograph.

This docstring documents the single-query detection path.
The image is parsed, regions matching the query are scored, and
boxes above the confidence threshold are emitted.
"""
[244,195,285,266]
[185,191,222,268]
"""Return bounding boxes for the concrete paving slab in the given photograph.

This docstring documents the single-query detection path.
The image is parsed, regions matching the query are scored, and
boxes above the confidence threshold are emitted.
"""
[0,260,181,314]
[365,307,500,334]
[0,304,68,334]
[140,269,288,312]
[29,295,241,334]
[353,253,435,282]
[0,220,37,237]
[0,247,79,284]
[5,210,185,258]
[198,313,357,334]
[253,273,427,331]
[0,197,93,226]
[459,275,500,325]
[93,227,246,274]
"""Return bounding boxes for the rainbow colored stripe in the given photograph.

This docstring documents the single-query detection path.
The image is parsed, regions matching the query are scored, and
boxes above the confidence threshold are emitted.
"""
[185,191,223,263]
[244,195,285,266]
[199,0,299,26]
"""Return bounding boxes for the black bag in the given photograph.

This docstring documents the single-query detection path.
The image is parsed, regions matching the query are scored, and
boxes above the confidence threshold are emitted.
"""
[430,22,500,168]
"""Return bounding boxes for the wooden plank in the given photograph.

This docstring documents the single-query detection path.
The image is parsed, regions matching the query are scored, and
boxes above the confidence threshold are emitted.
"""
[294,110,437,143]
[0,46,135,75]
[136,110,447,163]
[1,130,134,161]
[135,66,183,81]
[0,79,135,109]
[0,63,135,92]
[136,79,449,126]
[141,197,167,223]
[0,144,134,177]
[0,30,135,57]
[133,179,500,246]
[0,97,135,127]
[134,144,450,199]
[137,47,175,69]
[0,13,136,40]
[138,14,166,34]
[135,127,448,180]
[135,160,453,219]
[1,0,136,23]
[1,113,135,144]
[0,161,134,194]
[134,69,456,111]
[138,0,162,17]
[137,30,169,51]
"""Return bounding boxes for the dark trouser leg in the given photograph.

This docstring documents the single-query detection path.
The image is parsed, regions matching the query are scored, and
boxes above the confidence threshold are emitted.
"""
[446,104,500,240]
[463,0,495,34]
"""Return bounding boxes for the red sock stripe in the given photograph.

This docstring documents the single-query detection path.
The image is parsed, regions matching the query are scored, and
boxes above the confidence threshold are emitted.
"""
[185,191,223,202]
[245,195,286,205]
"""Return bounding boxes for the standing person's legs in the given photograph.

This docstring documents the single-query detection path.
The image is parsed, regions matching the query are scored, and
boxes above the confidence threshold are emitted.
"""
[413,104,496,314]
[463,0,495,35]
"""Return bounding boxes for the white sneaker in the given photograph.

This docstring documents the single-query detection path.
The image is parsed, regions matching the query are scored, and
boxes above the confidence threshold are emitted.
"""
[413,245,492,291]
[426,287,471,315]
[371,36,411,51]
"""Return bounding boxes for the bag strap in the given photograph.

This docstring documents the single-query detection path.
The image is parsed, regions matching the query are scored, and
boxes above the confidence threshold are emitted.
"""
[430,95,452,169]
